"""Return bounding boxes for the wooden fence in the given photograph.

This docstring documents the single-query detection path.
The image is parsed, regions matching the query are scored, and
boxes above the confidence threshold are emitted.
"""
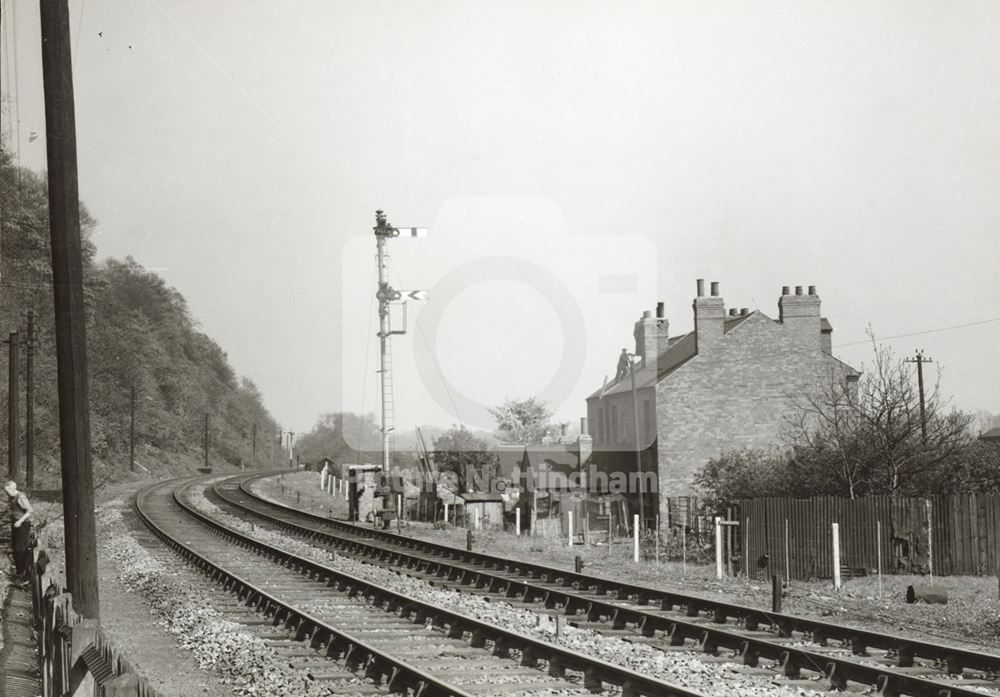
[29,539,162,697]
[735,494,1000,581]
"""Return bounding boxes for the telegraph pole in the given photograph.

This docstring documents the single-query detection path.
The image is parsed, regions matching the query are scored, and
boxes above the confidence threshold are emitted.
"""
[287,430,295,469]
[24,311,35,488]
[129,386,136,472]
[628,353,645,531]
[203,413,210,469]
[6,332,19,482]
[251,422,257,467]
[905,350,933,443]
[40,0,100,620]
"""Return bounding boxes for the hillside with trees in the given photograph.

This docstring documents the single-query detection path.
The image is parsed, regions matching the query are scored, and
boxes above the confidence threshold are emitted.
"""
[0,150,279,483]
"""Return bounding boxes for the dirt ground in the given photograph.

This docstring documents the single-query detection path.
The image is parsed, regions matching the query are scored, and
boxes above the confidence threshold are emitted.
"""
[257,471,1000,652]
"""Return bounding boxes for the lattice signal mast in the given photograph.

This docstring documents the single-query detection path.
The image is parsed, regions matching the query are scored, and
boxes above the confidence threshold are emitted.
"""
[373,210,427,473]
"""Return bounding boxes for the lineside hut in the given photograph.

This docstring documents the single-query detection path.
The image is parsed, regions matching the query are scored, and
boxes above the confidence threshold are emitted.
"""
[456,492,504,528]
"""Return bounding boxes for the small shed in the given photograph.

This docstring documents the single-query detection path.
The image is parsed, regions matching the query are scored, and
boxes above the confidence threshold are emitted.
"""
[457,492,504,528]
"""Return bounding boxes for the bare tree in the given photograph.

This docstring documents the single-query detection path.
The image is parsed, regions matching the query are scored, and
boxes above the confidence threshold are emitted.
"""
[785,333,972,497]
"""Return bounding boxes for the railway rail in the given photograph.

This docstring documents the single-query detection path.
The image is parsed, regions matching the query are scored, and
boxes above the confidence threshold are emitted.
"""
[215,471,1000,697]
[135,476,711,697]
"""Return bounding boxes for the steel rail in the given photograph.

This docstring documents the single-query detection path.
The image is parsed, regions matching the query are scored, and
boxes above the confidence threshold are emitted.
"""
[135,478,470,697]
[166,477,709,697]
[230,472,1000,697]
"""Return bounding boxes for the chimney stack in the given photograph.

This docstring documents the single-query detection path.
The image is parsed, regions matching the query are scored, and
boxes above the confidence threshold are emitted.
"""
[577,416,593,469]
[693,279,725,354]
[779,284,822,349]
[634,303,669,366]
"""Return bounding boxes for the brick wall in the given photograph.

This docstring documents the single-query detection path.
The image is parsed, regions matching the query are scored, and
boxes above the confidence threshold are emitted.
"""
[655,310,855,520]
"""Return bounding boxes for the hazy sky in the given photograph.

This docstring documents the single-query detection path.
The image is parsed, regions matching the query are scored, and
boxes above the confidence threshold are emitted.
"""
[3,1,999,437]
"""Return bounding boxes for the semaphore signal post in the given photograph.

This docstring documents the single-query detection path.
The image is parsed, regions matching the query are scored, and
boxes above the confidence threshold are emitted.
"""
[372,210,427,477]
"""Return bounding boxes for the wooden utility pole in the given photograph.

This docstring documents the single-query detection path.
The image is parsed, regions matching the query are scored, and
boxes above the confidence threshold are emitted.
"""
[129,386,136,472]
[40,0,100,620]
[203,413,209,469]
[24,311,35,488]
[251,422,257,466]
[905,350,933,443]
[6,332,20,481]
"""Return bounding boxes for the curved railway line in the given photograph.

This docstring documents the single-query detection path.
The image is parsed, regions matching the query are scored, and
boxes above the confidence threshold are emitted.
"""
[205,471,1000,697]
[135,476,713,697]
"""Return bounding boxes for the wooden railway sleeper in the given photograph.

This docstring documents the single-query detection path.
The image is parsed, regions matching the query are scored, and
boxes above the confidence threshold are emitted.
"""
[780,651,800,678]
[851,635,868,656]
[875,674,900,697]
[637,616,655,638]
[739,640,759,667]
[825,661,848,691]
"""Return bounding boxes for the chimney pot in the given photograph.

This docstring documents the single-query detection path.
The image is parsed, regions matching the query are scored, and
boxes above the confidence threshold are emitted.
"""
[560,423,567,437]
[740,307,749,315]
[795,285,803,296]
[728,308,738,316]
[808,285,816,296]
[642,310,652,318]
[782,286,790,295]
[656,301,664,318]
[710,281,719,297]
[580,417,589,436]
[696,279,705,297]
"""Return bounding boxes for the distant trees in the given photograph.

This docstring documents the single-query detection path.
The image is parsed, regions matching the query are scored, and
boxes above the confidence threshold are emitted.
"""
[432,425,498,493]
[695,339,1000,505]
[489,397,554,444]
[295,412,381,466]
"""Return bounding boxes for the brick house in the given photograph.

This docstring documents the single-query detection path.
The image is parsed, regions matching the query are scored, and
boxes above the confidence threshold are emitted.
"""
[586,280,859,526]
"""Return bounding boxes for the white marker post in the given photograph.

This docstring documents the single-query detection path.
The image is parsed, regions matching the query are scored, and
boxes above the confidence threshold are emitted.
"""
[633,514,640,562]
[444,503,449,524]
[397,494,403,522]
[926,500,934,584]
[568,511,574,548]
[876,520,883,601]
[516,507,521,536]
[715,516,724,580]
[832,522,842,590]
[784,518,791,582]
[320,470,327,490]
[475,507,481,530]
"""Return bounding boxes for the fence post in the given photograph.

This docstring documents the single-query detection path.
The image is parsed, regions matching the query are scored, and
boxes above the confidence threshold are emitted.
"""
[633,514,640,563]
[103,673,139,697]
[771,574,782,613]
[832,523,841,590]
[877,519,883,601]
[715,516,723,580]
[744,516,749,578]
[515,507,521,536]
[784,518,791,582]
[925,499,934,583]
[568,511,574,547]
[70,619,100,696]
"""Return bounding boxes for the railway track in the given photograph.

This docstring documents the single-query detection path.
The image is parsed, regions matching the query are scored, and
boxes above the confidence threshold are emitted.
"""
[213,471,1000,697]
[135,476,713,697]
